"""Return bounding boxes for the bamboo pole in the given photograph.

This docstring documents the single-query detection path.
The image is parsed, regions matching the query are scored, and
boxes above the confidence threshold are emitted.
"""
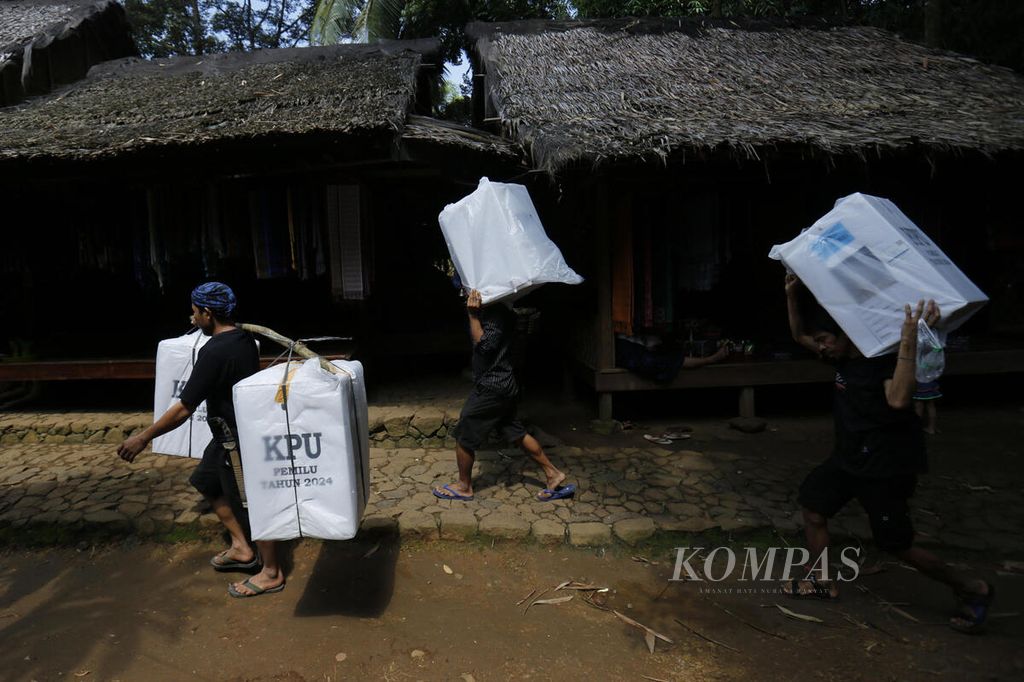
[239,323,345,377]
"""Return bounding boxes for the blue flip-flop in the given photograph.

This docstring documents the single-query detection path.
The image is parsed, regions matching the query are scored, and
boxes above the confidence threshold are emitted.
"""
[537,484,576,501]
[432,484,474,501]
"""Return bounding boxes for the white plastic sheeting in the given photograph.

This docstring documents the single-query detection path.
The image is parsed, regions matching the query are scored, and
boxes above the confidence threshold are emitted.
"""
[439,177,583,304]
[152,329,211,458]
[232,359,370,541]
[769,193,987,357]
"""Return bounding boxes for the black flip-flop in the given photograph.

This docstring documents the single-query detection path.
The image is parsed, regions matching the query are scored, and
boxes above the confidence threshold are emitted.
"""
[210,550,261,572]
[228,578,285,599]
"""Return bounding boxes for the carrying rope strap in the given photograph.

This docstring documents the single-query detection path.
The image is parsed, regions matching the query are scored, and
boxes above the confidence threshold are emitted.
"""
[279,342,305,538]
[275,336,352,538]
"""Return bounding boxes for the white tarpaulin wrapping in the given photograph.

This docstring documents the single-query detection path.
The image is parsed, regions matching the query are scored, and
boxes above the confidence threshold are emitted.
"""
[233,358,370,541]
[152,329,211,457]
[439,177,583,304]
[769,193,988,357]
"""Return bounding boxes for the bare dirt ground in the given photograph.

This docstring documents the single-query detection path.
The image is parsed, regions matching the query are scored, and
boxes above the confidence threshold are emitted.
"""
[1,531,1021,682]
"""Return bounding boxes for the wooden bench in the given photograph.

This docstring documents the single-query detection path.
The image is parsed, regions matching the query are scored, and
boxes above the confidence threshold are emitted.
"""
[0,355,351,382]
[574,349,1024,419]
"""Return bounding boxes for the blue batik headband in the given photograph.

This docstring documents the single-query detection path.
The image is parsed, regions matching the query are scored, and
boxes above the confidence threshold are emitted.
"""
[191,281,237,318]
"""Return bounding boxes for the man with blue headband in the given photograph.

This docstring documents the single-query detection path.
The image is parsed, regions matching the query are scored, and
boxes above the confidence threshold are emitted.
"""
[117,283,283,598]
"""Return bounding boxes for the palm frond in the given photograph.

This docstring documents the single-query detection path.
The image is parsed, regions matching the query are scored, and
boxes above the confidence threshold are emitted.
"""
[310,0,361,45]
[353,0,407,42]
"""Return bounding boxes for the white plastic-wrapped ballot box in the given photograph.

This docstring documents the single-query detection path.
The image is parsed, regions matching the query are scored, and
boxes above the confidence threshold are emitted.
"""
[152,329,211,457]
[439,177,583,304]
[769,193,988,357]
[232,358,370,541]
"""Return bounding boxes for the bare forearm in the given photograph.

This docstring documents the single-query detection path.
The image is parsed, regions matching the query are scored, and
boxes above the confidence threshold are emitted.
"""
[786,294,803,340]
[683,355,714,369]
[887,338,918,409]
[139,402,193,444]
[786,292,817,352]
[467,312,484,345]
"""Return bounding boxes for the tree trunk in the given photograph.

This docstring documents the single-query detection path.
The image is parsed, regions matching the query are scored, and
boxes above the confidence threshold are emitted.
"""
[711,0,722,19]
[190,0,204,55]
[925,0,944,49]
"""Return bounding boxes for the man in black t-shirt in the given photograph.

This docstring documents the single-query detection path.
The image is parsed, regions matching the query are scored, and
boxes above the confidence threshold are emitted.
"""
[783,274,992,632]
[432,288,573,502]
[118,282,284,598]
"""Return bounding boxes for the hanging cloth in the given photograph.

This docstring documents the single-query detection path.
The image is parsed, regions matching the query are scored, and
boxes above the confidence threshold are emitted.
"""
[611,200,634,336]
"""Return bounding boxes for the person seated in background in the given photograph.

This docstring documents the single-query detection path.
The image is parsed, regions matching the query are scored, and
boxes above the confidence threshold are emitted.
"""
[615,333,729,383]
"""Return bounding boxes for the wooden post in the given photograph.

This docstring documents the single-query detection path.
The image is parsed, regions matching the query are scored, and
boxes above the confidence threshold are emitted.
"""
[739,387,756,418]
[596,180,614,420]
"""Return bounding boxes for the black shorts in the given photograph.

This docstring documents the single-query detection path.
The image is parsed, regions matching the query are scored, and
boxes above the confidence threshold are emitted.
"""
[798,460,917,552]
[452,387,528,451]
[188,440,251,537]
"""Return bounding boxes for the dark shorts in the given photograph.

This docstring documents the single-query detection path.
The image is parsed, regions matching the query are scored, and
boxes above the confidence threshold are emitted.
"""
[798,460,917,552]
[452,387,528,451]
[913,380,942,401]
[189,440,250,537]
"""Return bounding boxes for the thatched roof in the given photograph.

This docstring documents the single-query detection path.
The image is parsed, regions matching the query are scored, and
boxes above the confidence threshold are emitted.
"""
[400,114,522,161]
[468,18,1024,173]
[1,0,135,105]
[0,41,434,163]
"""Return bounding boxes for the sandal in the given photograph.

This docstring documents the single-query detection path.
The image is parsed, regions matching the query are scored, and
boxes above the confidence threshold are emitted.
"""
[781,574,840,600]
[643,434,672,445]
[950,581,994,634]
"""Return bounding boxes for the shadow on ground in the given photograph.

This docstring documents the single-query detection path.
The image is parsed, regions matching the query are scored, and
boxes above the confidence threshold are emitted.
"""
[293,526,400,618]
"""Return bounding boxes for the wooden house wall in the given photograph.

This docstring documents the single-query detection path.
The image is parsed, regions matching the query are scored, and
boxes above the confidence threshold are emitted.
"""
[553,151,1024,381]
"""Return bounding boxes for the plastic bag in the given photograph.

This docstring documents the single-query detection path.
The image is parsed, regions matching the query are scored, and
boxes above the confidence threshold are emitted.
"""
[916,318,945,383]
[438,177,583,304]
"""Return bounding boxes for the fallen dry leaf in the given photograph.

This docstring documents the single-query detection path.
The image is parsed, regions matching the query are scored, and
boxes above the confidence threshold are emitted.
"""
[443,564,453,575]
[775,604,824,623]
[887,605,920,623]
[334,652,347,662]
[532,595,574,606]
[612,610,673,653]
[516,588,537,606]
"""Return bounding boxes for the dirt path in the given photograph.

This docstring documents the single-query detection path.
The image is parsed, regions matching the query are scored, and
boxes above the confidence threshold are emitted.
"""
[1,534,1021,681]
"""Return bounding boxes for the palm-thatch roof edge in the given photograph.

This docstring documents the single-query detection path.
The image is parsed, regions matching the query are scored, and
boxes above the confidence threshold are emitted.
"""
[1,0,136,106]
[468,19,1024,175]
[0,39,439,164]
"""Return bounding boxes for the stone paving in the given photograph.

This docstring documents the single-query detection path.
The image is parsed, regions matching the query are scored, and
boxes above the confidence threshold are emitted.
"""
[2,409,1022,555]
[0,406,466,450]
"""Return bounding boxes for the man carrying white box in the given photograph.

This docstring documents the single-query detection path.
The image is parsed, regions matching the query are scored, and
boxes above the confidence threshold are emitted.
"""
[783,274,993,633]
[117,283,282,598]
[433,288,574,502]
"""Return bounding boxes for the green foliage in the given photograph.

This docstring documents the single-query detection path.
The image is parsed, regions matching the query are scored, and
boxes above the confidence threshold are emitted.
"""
[311,1,571,62]
[572,0,1024,72]
[310,0,406,44]
[124,0,218,57]
[125,0,314,57]
[211,0,315,51]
